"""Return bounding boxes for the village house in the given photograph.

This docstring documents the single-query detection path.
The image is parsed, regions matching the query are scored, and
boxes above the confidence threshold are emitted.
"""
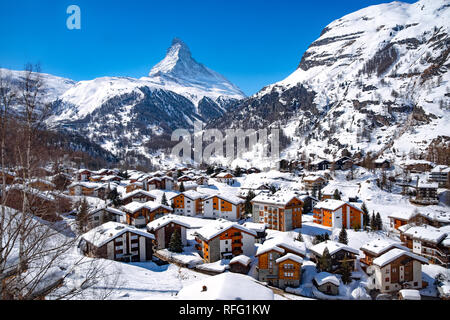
[194,220,256,263]
[88,206,126,228]
[229,255,252,274]
[68,182,100,197]
[399,224,450,267]
[215,172,235,185]
[89,175,103,183]
[171,190,206,216]
[178,180,198,191]
[242,222,267,243]
[334,156,353,171]
[251,191,303,231]
[309,241,359,273]
[297,194,319,214]
[302,175,327,195]
[28,178,56,192]
[308,159,330,171]
[429,165,450,188]
[407,211,450,228]
[388,212,414,232]
[122,201,173,228]
[411,180,439,205]
[313,199,363,229]
[120,189,157,205]
[125,181,144,193]
[80,222,155,262]
[255,233,306,289]
[400,159,434,173]
[203,194,245,221]
[313,272,341,296]
[76,169,92,182]
[146,214,190,250]
[366,248,428,293]
[360,238,411,271]
[374,158,391,169]
[100,175,123,183]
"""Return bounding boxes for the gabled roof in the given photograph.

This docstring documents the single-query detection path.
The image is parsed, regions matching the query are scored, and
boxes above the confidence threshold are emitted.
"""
[194,219,256,241]
[360,238,410,256]
[81,222,154,247]
[204,193,244,205]
[230,255,251,266]
[122,201,172,214]
[314,272,340,287]
[372,248,428,267]
[182,190,207,200]
[275,253,303,264]
[120,189,157,201]
[251,191,303,206]
[403,225,450,244]
[146,214,192,231]
[256,233,306,257]
[310,240,359,257]
[314,199,362,212]
[89,206,125,217]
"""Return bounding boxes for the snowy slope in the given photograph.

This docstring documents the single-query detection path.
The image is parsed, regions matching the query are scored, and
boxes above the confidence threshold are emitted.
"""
[213,0,450,165]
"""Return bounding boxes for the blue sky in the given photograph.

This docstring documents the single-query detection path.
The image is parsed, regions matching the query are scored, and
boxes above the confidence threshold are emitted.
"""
[0,0,417,95]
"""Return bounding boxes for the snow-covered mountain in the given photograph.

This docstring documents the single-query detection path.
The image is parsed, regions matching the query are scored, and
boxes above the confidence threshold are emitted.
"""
[0,39,245,163]
[211,0,450,166]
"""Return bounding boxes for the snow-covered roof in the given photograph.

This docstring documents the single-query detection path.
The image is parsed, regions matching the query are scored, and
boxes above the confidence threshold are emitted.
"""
[256,232,306,257]
[275,253,304,264]
[89,206,125,216]
[373,248,428,267]
[120,189,157,200]
[399,289,421,300]
[310,240,359,257]
[388,211,414,220]
[303,175,325,182]
[431,165,450,173]
[251,191,303,206]
[360,238,410,256]
[176,272,274,300]
[81,222,155,247]
[411,211,450,224]
[68,181,101,189]
[122,201,172,214]
[146,214,192,231]
[403,225,450,244]
[417,180,438,189]
[204,193,244,205]
[215,172,234,178]
[242,222,266,233]
[314,199,361,212]
[314,272,340,287]
[182,190,206,200]
[194,219,256,241]
[230,255,251,266]
[28,178,56,187]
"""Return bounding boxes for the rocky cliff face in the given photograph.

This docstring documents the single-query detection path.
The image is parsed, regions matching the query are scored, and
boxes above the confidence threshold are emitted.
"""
[213,0,450,165]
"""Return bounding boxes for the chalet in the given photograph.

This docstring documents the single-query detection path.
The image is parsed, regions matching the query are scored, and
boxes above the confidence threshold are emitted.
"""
[215,172,235,185]
[203,194,245,221]
[80,222,155,262]
[89,175,103,183]
[242,222,267,243]
[146,214,191,250]
[429,165,450,188]
[122,201,173,228]
[388,212,414,232]
[94,183,116,200]
[308,159,330,171]
[398,289,421,300]
[195,176,209,186]
[229,255,252,274]
[171,190,205,216]
[120,189,157,205]
[88,206,126,228]
[177,175,194,182]
[374,158,391,169]
[255,233,306,289]
[309,241,359,273]
[246,167,261,174]
[407,211,450,228]
[251,191,303,231]
[303,175,326,194]
[320,185,340,201]
[178,181,198,191]
[100,175,123,183]
[334,156,353,171]
[399,225,450,267]
[313,272,340,296]
[146,176,173,190]
[125,182,144,193]
[76,169,92,182]
[360,238,410,270]
[297,194,319,214]
[194,220,256,263]
[68,182,99,197]
[411,180,439,205]
[313,199,363,229]
[366,248,428,293]
[400,160,434,173]
[28,178,56,192]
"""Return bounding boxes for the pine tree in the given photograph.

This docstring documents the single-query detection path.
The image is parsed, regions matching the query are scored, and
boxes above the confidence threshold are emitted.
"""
[269,185,277,194]
[168,229,183,253]
[245,190,256,215]
[179,181,185,192]
[340,258,352,284]
[370,212,377,231]
[76,197,90,233]
[296,233,304,242]
[324,233,330,241]
[333,189,341,200]
[338,227,348,245]
[376,212,383,231]
[107,188,122,207]
[234,166,242,177]
[318,247,332,273]
[161,193,168,206]
[206,166,214,176]
[361,202,369,229]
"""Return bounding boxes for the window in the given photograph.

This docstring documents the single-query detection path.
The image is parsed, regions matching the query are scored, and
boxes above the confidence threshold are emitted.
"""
[385,286,389,290]
[414,282,418,286]
[385,278,390,282]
